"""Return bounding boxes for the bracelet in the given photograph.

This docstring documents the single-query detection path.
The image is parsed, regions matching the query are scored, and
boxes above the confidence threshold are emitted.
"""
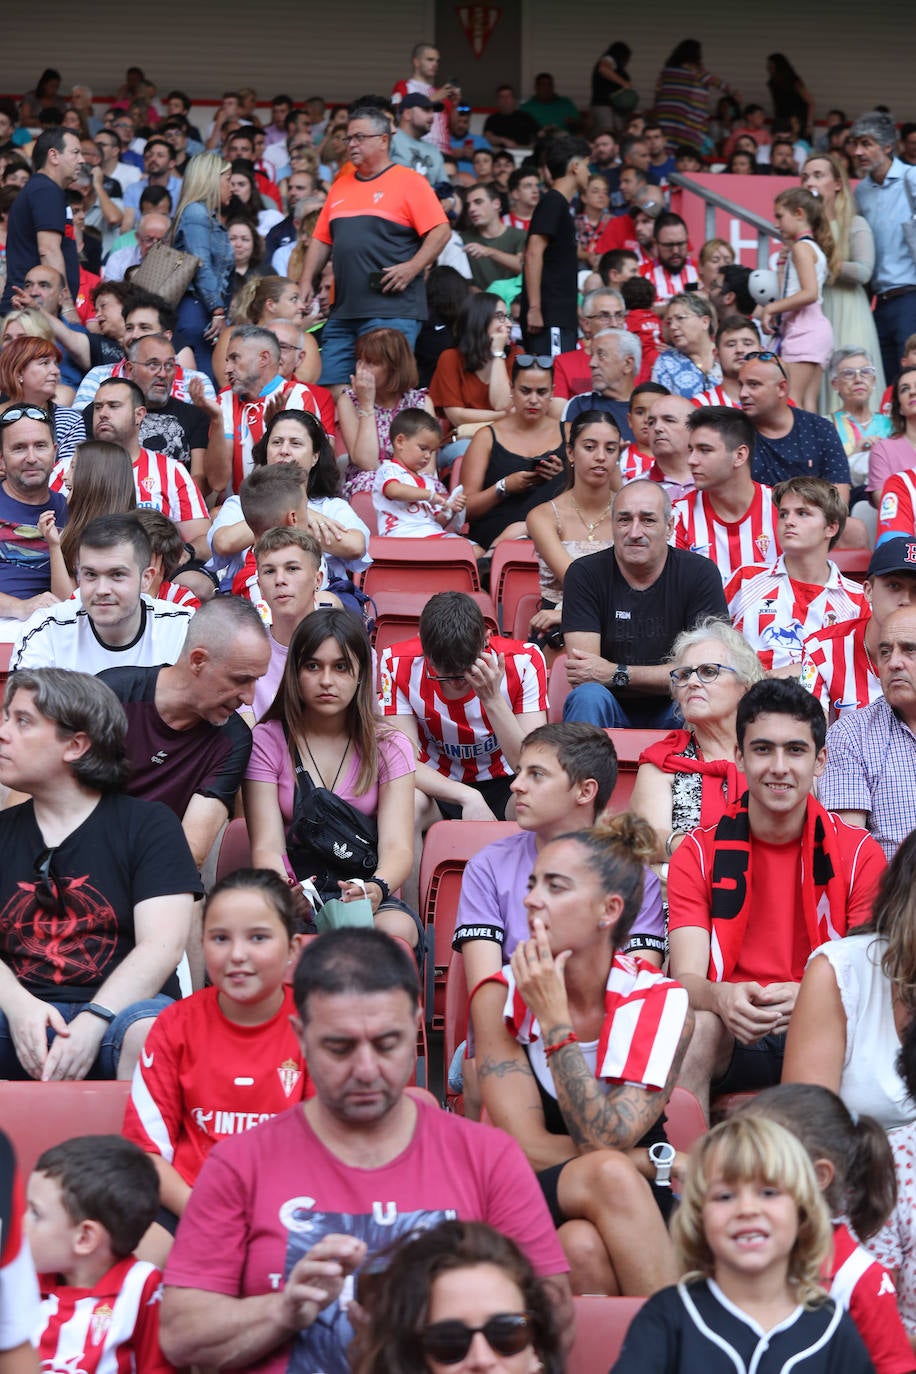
[664,829,686,858]
[81,1002,116,1024]
[366,876,391,904]
[544,1031,578,1059]
[357,407,375,419]
[491,349,507,359]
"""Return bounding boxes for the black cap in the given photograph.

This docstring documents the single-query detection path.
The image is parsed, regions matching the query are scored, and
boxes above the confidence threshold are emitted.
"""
[867,536,916,579]
[401,93,444,113]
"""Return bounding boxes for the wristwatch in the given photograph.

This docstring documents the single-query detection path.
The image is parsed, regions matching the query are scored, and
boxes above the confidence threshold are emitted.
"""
[81,1002,115,1024]
[495,477,508,500]
[611,664,630,689]
[649,1141,677,1188]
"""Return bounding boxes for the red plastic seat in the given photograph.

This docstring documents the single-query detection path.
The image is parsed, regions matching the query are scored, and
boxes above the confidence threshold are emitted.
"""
[444,954,470,1112]
[348,488,375,534]
[566,1297,645,1373]
[832,549,870,583]
[665,1086,707,1153]
[489,539,539,633]
[0,1080,131,1178]
[215,817,252,882]
[547,654,571,722]
[361,537,481,599]
[511,591,542,641]
[419,820,519,1036]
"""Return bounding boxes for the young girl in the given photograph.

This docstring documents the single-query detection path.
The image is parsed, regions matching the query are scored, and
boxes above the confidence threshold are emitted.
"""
[761,187,838,412]
[122,869,311,1265]
[611,1116,872,1374]
[749,1084,912,1374]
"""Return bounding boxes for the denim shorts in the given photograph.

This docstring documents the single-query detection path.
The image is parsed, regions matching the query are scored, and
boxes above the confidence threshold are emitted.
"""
[319,315,421,386]
[0,994,173,1080]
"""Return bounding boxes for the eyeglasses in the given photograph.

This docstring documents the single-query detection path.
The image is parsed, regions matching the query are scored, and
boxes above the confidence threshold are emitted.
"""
[589,310,625,325]
[277,341,304,355]
[491,310,510,320]
[419,1314,533,1364]
[837,366,876,381]
[427,669,470,683]
[657,239,688,250]
[669,662,741,686]
[345,133,385,145]
[744,350,788,381]
[33,847,65,919]
[135,358,176,373]
[0,405,50,426]
[515,354,553,370]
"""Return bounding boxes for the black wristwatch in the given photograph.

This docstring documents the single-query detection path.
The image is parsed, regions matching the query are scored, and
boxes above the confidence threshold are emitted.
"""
[81,1002,115,1023]
[611,665,630,689]
[367,877,391,904]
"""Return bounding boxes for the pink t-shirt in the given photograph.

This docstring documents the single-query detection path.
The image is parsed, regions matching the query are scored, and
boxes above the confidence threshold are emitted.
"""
[868,434,916,494]
[164,1101,567,1374]
[251,635,288,723]
[245,721,415,824]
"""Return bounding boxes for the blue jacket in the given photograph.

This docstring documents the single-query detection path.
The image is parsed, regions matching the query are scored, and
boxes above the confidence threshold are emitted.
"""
[174,202,233,312]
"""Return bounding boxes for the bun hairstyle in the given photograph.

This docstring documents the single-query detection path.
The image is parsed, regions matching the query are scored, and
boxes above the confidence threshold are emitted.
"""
[554,811,655,948]
[745,1083,897,1243]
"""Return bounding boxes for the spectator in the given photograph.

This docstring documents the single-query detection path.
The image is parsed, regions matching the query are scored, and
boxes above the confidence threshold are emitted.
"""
[483,86,540,150]
[298,105,449,389]
[73,290,211,407]
[520,74,579,132]
[6,264,86,392]
[391,44,455,154]
[119,136,182,232]
[0,127,84,314]
[871,367,916,526]
[676,406,779,579]
[766,53,815,140]
[654,40,737,155]
[0,336,85,473]
[245,528,331,722]
[564,328,638,435]
[652,294,721,398]
[693,314,759,407]
[171,153,234,383]
[506,165,541,231]
[646,393,696,500]
[0,667,201,1081]
[668,678,886,1118]
[574,176,612,268]
[827,348,891,496]
[801,153,885,413]
[553,288,627,401]
[45,440,137,596]
[589,41,638,131]
[619,381,668,481]
[12,513,193,673]
[429,292,517,433]
[471,813,692,1293]
[211,274,321,395]
[640,211,700,303]
[414,265,470,388]
[390,94,446,184]
[622,277,663,384]
[338,326,437,498]
[0,406,67,638]
[381,590,548,824]
[561,478,728,728]
[869,1016,916,1345]
[123,334,209,481]
[227,218,267,300]
[697,238,735,294]
[521,136,590,353]
[851,111,916,385]
[760,188,836,412]
[726,149,757,176]
[226,160,283,239]
[372,408,466,538]
[461,183,525,290]
[463,357,566,549]
[818,605,916,859]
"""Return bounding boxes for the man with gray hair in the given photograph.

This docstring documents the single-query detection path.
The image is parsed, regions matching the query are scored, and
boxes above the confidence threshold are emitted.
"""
[297,104,449,390]
[851,110,916,382]
[553,288,627,400]
[562,327,639,438]
[102,210,171,282]
[198,324,326,493]
[124,333,209,476]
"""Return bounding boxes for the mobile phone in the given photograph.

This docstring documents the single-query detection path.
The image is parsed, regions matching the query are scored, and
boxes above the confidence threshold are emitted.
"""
[368,271,385,292]
[684,281,700,292]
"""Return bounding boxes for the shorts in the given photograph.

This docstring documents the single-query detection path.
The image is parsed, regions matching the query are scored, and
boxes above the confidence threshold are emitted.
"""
[712,1031,786,1097]
[779,306,833,366]
[319,315,422,387]
[155,1205,181,1236]
[0,994,173,1080]
[436,774,515,821]
[379,896,426,972]
[537,1156,675,1227]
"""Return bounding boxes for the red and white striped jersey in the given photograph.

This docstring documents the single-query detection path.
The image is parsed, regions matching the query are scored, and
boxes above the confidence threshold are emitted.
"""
[673,483,779,581]
[34,1258,170,1374]
[379,634,548,783]
[800,615,881,719]
[218,379,325,494]
[133,449,208,523]
[638,257,700,303]
[618,444,654,484]
[878,470,916,541]
[726,555,868,670]
[156,578,201,611]
[691,385,739,408]
[504,212,530,232]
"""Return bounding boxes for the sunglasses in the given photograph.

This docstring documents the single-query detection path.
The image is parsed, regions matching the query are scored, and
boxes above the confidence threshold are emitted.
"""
[1,404,50,426]
[33,847,65,919]
[669,662,741,686]
[745,349,788,381]
[514,354,553,370]
[419,1313,533,1364]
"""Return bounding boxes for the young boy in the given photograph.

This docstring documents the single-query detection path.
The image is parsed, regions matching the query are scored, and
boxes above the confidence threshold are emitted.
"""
[233,464,339,619]
[621,275,662,384]
[26,1136,169,1374]
[372,408,466,538]
[132,508,202,610]
[620,380,668,482]
[247,526,325,722]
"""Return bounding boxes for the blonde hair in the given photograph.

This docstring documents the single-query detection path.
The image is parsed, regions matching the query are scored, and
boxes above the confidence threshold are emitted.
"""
[774,186,840,281]
[673,1116,832,1309]
[174,152,231,229]
[1,309,54,345]
[802,153,854,273]
[699,238,734,268]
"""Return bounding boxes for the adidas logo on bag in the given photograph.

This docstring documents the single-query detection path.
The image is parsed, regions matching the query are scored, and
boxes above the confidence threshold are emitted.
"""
[333,841,355,860]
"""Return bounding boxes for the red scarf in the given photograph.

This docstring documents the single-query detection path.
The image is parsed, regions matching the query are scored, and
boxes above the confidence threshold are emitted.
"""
[639,729,743,828]
[707,792,851,983]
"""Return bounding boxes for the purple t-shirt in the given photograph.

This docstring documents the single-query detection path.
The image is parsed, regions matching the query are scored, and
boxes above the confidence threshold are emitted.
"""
[245,720,415,823]
[452,828,666,960]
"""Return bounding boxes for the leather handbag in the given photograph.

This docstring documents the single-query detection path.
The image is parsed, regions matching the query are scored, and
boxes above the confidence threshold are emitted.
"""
[130,237,200,308]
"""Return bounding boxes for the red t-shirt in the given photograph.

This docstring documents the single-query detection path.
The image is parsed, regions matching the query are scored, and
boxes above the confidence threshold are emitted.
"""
[828,1222,914,1374]
[123,985,311,1187]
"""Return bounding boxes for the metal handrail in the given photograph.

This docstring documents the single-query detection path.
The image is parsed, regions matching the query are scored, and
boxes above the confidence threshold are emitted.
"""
[668,172,777,268]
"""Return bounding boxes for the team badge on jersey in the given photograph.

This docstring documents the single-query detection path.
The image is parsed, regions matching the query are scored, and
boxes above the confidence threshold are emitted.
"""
[755,532,771,558]
[277,1058,303,1098]
[90,1303,114,1344]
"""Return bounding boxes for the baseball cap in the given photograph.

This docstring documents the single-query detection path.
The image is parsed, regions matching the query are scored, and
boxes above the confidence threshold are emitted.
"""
[401,93,444,112]
[868,537,916,579]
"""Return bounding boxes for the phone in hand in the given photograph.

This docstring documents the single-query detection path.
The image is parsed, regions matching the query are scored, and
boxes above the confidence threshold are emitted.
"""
[368,271,385,292]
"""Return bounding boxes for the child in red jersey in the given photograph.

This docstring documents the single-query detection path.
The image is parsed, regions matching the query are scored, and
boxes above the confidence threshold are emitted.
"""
[622,275,663,384]
[123,868,311,1264]
[26,1135,171,1374]
[746,1084,913,1374]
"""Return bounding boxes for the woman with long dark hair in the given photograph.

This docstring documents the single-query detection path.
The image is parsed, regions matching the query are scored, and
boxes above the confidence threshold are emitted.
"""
[429,291,517,431]
[654,40,738,155]
[767,53,815,140]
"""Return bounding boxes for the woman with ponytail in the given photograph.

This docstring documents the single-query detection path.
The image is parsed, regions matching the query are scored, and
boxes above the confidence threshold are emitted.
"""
[745,1084,911,1374]
[470,813,694,1298]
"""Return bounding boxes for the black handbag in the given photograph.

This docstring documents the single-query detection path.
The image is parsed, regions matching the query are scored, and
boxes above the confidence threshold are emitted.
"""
[285,743,378,899]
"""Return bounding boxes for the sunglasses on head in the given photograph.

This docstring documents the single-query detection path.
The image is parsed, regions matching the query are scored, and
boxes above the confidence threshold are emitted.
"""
[1,405,50,427]
[419,1313,533,1364]
[745,349,787,381]
[514,354,553,370]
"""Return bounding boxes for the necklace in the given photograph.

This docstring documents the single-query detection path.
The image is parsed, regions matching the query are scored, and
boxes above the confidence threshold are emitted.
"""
[570,496,612,541]
[301,735,351,792]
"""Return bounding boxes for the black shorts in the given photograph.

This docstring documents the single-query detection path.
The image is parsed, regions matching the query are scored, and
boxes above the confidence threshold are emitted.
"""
[155,1204,181,1236]
[712,1031,787,1097]
[436,774,515,821]
[536,1158,675,1227]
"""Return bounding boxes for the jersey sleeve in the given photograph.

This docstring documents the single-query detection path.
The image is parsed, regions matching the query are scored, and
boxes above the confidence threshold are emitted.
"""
[379,645,416,718]
[878,476,914,542]
[453,848,506,948]
[666,832,712,935]
[127,800,204,902]
[11,610,58,671]
[847,1260,914,1374]
[122,1005,186,1166]
[508,645,548,714]
[481,1130,568,1277]
[845,830,887,929]
[623,868,666,959]
[169,465,209,521]
[131,1266,173,1374]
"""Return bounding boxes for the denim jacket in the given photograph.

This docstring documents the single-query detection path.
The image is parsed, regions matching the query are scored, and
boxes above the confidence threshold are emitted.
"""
[174,202,233,313]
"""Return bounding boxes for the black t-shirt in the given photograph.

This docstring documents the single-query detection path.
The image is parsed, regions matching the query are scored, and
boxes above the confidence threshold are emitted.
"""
[561,545,728,696]
[483,110,541,146]
[88,333,125,369]
[137,396,210,468]
[0,173,80,311]
[97,665,253,819]
[0,792,202,1002]
[519,189,578,329]
[751,408,851,489]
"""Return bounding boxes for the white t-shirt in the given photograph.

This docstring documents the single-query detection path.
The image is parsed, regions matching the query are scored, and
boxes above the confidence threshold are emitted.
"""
[11,594,193,673]
[372,460,443,538]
